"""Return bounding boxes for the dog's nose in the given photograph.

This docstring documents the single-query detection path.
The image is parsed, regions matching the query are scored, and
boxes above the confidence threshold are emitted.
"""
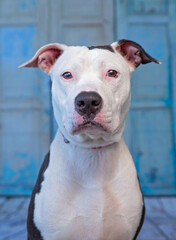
[75,91,103,119]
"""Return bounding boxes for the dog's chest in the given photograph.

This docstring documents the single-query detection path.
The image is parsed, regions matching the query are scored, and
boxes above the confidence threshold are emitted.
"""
[33,139,143,240]
[34,165,142,240]
[35,180,133,240]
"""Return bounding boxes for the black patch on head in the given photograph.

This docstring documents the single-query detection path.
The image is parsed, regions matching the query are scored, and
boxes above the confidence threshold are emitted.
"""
[88,45,114,53]
[27,152,50,240]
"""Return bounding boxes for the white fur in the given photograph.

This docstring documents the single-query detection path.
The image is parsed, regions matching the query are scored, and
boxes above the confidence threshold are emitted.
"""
[51,46,131,147]
[33,45,143,240]
[34,133,143,240]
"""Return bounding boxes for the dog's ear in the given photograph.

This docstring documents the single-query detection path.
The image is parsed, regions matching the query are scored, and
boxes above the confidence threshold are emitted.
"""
[18,43,67,73]
[112,39,161,69]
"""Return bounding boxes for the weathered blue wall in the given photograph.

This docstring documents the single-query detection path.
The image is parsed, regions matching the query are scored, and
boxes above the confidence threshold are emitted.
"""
[117,0,176,195]
[0,0,175,195]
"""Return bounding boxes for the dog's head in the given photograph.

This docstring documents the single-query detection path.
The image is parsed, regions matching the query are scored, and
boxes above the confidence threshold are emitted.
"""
[19,40,160,147]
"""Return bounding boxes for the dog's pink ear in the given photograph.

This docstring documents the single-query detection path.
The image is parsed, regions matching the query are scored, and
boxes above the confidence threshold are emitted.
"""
[18,43,67,73]
[112,39,161,69]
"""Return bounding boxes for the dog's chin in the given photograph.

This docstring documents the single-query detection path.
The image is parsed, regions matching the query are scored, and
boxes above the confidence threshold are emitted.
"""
[71,120,108,136]
[61,119,124,146]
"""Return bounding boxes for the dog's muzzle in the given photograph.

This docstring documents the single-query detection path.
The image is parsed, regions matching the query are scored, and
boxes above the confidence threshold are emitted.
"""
[74,91,103,119]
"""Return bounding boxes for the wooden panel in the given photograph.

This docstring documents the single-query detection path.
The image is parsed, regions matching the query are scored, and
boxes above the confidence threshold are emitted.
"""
[0,0,51,195]
[132,109,175,194]
[61,0,103,18]
[50,0,114,46]
[62,24,106,46]
[129,24,169,101]
[0,0,37,21]
[0,26,38,100]
[127,0,168,15]
[116,0,176,195]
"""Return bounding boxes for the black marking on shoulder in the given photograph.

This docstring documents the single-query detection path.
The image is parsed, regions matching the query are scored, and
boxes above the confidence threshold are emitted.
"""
[132,177,145,240]
[27,152,50,240]
[132,203,145,240]
[88,45,114,53]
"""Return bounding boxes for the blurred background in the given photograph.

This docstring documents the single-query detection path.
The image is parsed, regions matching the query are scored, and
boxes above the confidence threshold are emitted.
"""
[0,0,176,196]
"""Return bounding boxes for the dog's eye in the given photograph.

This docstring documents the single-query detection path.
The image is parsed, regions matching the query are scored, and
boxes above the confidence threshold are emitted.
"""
[107,70,119,78]
[62,72,73,79]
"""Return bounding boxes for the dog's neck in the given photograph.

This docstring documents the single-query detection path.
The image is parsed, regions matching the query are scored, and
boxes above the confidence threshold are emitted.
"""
[50,130,132,188]
[59,129,112,150]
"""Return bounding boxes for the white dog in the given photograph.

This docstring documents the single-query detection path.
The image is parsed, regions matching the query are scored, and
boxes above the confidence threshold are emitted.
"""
[19,39,160,240]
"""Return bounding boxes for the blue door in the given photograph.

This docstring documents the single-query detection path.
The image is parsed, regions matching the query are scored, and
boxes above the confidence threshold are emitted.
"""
[117,0,176,195]
[0,0,51,195]
[0,0,175,196]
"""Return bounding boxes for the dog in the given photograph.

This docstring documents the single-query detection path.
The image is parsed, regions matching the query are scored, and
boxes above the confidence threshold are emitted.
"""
[19,39,160,240]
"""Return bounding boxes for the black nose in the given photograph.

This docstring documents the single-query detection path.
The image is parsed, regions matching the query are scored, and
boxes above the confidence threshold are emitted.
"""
[75,91,103,119]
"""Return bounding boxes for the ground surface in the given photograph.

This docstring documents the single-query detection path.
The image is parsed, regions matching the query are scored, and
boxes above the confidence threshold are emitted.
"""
[0,197,175,240]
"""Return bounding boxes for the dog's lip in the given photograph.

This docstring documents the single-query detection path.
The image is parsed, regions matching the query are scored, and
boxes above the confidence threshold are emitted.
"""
[72,119,107,133]
[82,120,97,127]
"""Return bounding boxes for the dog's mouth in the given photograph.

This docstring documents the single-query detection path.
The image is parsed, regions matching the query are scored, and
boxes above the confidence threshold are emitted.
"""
[72,119,107,134]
